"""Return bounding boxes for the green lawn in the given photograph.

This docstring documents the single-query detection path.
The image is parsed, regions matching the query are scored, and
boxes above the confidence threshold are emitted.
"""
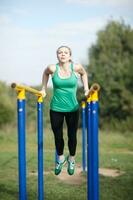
[0,126,133,200]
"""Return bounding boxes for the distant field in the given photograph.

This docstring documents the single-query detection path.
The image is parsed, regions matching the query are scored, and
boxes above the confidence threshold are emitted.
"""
[0,126,133,200]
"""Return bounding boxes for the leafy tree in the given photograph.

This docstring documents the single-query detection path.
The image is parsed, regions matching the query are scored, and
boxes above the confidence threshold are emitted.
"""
[0,81,16,127]
[26,86,52,127]
[87,20,133,131]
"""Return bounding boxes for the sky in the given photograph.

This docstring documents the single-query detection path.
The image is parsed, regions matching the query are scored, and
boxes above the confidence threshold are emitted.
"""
[0,0,133,86]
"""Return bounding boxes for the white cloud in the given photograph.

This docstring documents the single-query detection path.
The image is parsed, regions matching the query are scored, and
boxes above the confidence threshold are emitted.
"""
[0,17,95,84]
[66,0,132,7]
[0,15,12,25]
[12,8,30,16]
[46,20,99,36]
[0,12,132,85]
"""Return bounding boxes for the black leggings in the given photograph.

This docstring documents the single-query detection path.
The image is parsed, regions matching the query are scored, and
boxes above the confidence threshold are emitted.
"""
[50,109,79,156]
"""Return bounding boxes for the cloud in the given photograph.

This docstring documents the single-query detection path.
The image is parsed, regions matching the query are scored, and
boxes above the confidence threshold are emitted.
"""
[0,15,12,25]
[65,0,132,7]
[0,11,132,85]
[0,15,105,84]
[47,19,102,36]
[11,8,30,16]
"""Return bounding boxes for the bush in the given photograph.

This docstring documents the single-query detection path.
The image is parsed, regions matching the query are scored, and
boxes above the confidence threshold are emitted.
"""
[0,82,16,127]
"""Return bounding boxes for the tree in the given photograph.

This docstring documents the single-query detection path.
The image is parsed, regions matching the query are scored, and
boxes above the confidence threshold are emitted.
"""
[87,20,133,131]
[0,81,16,127]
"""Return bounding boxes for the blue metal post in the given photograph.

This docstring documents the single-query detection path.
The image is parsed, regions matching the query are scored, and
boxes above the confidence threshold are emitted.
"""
[91,101,99,200]
[17,99,27,200]
[55,151,58,163]
[37,102,44,200]
[87,100,93,200]
[82,101,86,172]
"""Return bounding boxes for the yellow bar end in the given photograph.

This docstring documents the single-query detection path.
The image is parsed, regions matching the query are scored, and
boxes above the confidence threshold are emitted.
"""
[17,89,26,100]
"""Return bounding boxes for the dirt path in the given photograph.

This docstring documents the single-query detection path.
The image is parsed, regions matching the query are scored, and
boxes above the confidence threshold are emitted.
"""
[56,166,125,185]
[56,166,83,185]
[99,168,125,177]
[29,165,125,185]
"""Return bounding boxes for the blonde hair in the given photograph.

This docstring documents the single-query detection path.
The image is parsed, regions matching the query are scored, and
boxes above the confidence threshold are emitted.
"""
[56,46,72,56]
[56,46,72,62]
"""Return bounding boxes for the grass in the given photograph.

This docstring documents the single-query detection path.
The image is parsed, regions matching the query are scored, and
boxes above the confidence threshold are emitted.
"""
[0,125,133,200]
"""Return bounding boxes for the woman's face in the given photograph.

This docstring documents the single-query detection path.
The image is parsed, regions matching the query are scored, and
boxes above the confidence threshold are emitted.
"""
[57,47,71,63]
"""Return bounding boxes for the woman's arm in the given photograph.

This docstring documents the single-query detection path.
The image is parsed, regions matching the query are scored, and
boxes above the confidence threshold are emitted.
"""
[41,64,56,97]
[74,63,89,96]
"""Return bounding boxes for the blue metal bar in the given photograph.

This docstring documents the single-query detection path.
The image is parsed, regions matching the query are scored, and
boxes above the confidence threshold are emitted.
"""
[37,102,44,200]
[55,150,58,163]
[82,105,86,172]
[91,101,99,200]
[17,99,27,200]
[87,101,93,200]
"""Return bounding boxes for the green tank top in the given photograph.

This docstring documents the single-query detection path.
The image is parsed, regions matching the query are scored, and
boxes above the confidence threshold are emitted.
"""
[50,63,79,112]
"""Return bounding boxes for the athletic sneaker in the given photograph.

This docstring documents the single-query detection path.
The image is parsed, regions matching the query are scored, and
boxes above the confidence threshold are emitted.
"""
[55,158,66,175]
[67,157,75,175]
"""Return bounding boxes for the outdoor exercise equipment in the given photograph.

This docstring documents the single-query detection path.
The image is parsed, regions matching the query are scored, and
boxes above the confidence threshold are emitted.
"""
[11,83,44,200]
[82,83,100,200]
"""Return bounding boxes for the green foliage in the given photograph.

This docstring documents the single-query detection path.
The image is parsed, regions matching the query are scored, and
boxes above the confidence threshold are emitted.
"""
[0,82,16,127]
[87,20,133,131]
[0,81,53,128]
[26,86,52,128]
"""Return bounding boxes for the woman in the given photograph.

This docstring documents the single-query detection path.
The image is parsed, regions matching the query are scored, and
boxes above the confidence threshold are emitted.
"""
[41,46,89,175]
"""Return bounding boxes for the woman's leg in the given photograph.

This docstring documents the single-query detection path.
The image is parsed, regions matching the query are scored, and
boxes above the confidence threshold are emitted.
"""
[50,110,64,156]
[65,109,79,157]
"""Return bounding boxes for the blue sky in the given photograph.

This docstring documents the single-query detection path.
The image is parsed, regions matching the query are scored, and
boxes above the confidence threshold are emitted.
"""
[0,0,133,86]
